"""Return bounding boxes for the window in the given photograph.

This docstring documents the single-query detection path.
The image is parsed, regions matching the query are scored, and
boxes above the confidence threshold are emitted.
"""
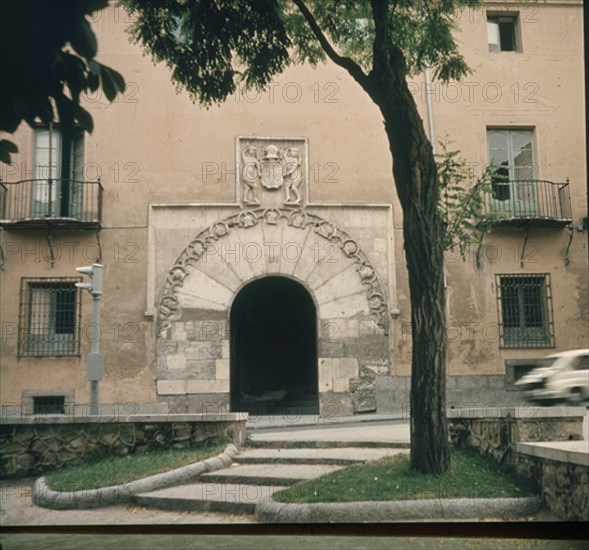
[19,278,81,356]
[32,126,84,218]
[496,274,554,348]
[487,15,519,52]
[487,129,537,216]
[571,354,589,371]
[33,396,65,415]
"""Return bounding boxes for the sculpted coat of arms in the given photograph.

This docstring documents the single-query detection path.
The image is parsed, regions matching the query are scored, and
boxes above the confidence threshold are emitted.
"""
[238,138,307,207]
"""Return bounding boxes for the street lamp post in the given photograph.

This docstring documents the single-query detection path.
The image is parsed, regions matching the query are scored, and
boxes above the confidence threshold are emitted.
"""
[75,263,104,415]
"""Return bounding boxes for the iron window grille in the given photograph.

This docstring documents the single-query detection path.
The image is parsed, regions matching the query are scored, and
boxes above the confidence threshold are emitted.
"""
[18,278,82,357]
[496,274,554,348]
[33,396,65,414]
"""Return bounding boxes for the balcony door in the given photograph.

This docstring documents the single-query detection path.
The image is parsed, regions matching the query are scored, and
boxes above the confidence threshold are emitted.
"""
[33,127,84,218]
[488,129,538,217]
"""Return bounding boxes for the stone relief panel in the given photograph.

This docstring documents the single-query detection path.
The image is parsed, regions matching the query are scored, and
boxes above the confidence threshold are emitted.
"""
[236,137,308,208]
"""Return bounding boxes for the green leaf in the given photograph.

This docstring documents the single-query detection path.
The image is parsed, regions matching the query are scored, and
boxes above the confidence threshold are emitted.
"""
[70,17,98,60]
[72,103,94,133]
[0,139,19,165]
[105,66,126,94]
[99,64,117,102]
[99,64,126,102]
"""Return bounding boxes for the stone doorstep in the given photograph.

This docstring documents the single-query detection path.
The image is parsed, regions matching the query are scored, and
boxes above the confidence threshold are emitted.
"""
[133,483,288,515]
[197,463,344,486]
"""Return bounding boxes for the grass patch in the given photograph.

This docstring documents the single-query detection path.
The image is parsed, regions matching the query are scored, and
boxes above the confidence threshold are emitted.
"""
[45,441,227,492]
[273,448,537,503]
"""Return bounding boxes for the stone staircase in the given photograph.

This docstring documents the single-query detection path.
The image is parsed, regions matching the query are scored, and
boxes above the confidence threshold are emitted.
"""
[133,437,409,516]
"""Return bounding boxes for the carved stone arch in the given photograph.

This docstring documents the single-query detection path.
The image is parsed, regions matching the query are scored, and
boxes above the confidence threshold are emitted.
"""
[157,208,389,336]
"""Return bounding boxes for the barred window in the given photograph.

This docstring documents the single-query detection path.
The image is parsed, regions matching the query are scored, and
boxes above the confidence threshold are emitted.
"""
[33,396,65,415]
[496,274,554,348]
[19,278,81,356]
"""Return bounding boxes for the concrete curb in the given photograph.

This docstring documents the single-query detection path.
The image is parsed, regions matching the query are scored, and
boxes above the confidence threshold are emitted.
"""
[255,496,544,523]
[32,444,239,510]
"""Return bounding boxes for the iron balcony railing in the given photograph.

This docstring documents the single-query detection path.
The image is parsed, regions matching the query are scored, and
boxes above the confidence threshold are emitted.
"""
[486,179,572,226]
[0,179,103,227]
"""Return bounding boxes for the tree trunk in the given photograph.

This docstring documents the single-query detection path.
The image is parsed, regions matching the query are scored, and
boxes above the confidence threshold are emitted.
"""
[366,4,450,473]
[385,111,450,475]
[298,0,451,474]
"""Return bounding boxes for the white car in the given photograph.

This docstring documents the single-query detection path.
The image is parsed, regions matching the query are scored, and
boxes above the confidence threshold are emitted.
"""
[515,349,589,405]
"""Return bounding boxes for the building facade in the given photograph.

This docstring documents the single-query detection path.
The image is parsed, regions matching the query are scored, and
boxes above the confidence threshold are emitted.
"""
[1,1,587,417]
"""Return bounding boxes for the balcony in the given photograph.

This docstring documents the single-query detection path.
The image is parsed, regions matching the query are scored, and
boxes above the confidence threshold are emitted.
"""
[485,179,572,227]
[0,179,103,229]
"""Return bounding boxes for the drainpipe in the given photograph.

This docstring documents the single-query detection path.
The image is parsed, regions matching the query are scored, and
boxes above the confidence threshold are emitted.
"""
[424,66,437,156]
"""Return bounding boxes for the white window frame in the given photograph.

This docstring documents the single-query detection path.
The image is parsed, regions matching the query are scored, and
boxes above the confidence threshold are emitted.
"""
[487,14,520,53]
[487,128,538,217]
[32,126,84,218]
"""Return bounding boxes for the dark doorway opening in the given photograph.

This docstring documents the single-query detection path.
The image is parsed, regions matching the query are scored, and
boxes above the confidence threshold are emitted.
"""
[230,276,318,415]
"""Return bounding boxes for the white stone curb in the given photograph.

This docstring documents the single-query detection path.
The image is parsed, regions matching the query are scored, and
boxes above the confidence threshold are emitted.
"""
[33,444,239,510]
[255,496,544,523]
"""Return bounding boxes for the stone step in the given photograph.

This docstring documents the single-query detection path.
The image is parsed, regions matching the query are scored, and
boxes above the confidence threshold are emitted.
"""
[134,482,287,515]
[236,447,408,465]
[245,438,410,449]
[198,463,343,486]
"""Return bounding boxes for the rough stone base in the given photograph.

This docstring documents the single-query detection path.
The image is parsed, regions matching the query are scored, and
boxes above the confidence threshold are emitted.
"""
[159,392,358,418]
[515,453,589,521]
[376,375,525,415]
[0,414,247,478]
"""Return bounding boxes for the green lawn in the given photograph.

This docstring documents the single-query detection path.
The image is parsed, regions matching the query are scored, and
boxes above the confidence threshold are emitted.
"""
[44,441,226,492]
[273,448,537,503]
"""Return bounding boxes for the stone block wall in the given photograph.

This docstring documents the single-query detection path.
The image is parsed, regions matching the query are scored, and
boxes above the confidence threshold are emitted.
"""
[0,413,247,478]
[154,205,392,416]
[515,450,588,521]
[377,375,531,416]
[447,407,584,464]
[447,407,587,520]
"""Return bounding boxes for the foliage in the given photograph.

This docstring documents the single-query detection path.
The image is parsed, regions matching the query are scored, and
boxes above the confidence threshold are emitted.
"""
[44,441,226,491]
[0,0,126,164]
[273,447,537,503]
[437,141,506,259]
[121,0,481,103]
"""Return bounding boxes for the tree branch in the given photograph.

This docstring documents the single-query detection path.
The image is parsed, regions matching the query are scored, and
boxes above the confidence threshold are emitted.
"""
[291,0,370,90]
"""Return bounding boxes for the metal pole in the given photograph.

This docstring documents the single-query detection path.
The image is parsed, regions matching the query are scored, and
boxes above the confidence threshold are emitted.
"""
[89,293,101,414]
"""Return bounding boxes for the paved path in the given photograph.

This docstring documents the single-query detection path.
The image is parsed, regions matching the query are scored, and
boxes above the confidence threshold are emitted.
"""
[133,424,409,515]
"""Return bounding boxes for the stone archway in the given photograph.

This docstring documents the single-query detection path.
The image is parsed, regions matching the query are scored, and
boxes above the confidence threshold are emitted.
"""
[155,207,391,416]
[230,276,318,414]
[157,207,388,335]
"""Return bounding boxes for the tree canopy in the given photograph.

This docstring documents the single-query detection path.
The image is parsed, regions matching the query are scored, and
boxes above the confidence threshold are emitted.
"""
[122,0,478,105]
[0,0,126,163]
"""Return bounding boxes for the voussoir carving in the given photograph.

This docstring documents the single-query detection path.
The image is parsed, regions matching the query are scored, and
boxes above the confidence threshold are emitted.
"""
[157,208,389,335]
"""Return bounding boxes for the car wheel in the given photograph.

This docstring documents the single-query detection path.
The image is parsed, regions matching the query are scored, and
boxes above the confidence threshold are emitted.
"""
[568,388,585,406]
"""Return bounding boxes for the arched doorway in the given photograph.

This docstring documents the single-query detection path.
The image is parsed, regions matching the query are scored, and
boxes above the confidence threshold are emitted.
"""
[230,276,318,415]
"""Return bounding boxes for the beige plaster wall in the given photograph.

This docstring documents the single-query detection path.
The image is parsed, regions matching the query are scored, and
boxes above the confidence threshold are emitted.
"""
[1,1,586,408]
